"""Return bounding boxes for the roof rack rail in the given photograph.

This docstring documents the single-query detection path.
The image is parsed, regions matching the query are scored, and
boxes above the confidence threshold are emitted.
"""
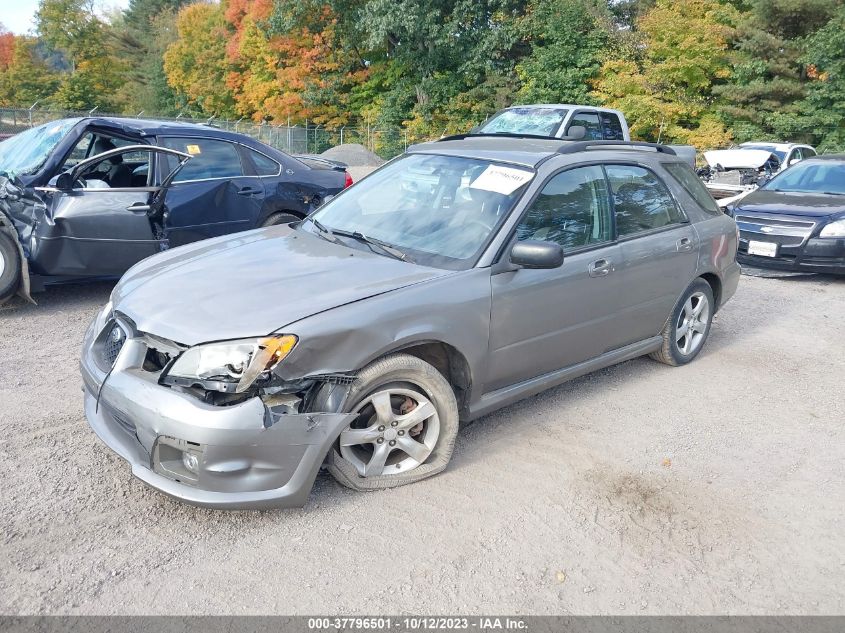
[555,141,677,156]
[435,134,678,156]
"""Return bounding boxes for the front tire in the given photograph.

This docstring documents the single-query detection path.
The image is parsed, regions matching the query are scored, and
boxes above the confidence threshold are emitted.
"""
[650,278,715,366]
[0,231,22,305]
[260,212,300,228]
[325,353,459,491]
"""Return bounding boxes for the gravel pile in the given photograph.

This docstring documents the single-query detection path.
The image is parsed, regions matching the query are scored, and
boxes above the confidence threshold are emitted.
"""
[321,143,385,167]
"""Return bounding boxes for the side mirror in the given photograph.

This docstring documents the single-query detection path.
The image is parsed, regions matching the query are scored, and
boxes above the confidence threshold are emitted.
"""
[757,175,771,187]
[787,157,801,167]
[510,240,564,269]
[562,125,587,141]
[54,172,74,191]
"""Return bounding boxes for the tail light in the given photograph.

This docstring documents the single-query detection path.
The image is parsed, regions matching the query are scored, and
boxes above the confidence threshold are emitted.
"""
[344,171,354,188]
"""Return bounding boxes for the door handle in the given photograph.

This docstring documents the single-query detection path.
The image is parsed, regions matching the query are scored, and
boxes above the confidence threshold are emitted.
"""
[588,258,612,277]
[126,203,150,213]
[237,187,262,196]
[676,236,693,252]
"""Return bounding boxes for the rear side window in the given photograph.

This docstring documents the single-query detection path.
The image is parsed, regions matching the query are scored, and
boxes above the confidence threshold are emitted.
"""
[600,113,624,140]
[516,165,612,249]
[568,112,603,140]
[159,137,244,182]
[605,165,685,236]
[248,149,281,176]
[663,162,721,216]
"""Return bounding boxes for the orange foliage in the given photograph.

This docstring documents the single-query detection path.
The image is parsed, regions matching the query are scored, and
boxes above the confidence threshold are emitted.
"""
[0,31,15,70]
[221,0,367,125]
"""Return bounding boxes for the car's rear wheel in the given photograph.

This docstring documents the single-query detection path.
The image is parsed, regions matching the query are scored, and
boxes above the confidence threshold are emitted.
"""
[650,278,714,366]
[260,212,300,228]
[0,231,22,305]
[325,353,459,491]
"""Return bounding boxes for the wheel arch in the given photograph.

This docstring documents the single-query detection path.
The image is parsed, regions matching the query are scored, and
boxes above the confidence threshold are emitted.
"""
[698,272,722,310]
[388,340,473,419]
[258,208,306,227]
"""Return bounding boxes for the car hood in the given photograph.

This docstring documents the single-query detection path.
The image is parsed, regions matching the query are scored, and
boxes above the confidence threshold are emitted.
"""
[735,190,845,219]
[704,149,775,170]
[112,226,452,346]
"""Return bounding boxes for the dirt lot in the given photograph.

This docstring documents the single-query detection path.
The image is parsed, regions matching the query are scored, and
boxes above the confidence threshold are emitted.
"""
[0,271,843,615]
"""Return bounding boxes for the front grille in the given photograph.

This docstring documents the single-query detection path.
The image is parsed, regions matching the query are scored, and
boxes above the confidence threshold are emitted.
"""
[102,323,126,368]
[735,213,816,243]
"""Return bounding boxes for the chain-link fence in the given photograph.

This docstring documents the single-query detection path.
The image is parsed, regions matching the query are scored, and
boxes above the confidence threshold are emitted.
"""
[0,107,425,160]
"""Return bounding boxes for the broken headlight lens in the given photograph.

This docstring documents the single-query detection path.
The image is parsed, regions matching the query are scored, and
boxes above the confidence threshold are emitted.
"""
[165,335,297,393]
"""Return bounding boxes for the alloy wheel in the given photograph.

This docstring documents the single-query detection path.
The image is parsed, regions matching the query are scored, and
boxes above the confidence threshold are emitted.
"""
[676,291,710,356]
[0,248,5,278]
[340,387,440,477]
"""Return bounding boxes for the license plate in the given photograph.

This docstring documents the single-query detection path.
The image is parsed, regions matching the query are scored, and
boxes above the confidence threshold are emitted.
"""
[748,240,778,257]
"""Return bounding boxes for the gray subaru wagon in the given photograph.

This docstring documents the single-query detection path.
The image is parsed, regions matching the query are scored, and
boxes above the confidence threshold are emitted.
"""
[80,135,741,509]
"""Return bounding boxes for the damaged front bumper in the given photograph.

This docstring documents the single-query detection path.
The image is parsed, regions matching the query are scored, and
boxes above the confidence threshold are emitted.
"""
[80,316,354,510]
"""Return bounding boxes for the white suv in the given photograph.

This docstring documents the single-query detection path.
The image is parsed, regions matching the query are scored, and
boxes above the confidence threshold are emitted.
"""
[475,104,630,141]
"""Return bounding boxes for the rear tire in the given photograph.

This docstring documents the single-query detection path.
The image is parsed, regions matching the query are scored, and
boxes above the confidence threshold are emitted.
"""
[260,212,300,228]
[650,278,715,366]
[324,353,459,491]
[0,231,22,305]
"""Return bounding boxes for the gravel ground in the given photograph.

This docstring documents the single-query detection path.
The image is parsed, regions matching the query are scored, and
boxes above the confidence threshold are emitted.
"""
[0,272,843,615]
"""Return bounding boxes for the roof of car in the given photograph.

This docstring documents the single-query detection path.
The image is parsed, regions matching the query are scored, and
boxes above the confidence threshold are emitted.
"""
[409,135,676,168]
[802,154,845,161]
[739,141,814,151]
[501,104,624,114]
[73,116,251,141]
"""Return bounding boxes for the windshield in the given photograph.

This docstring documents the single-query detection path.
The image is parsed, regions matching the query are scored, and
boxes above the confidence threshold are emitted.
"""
[742,145,786,162]
[762,161,845,195]
[0,119,79,178]
[477,107,569,137]
[308,153,534,269]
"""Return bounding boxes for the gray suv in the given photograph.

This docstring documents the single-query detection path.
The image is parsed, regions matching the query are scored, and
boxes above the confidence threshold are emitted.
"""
[80,136,741,509]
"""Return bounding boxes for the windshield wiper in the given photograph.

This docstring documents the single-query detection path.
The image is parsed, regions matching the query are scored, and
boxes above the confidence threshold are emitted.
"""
[331,228,407,261]
[309,217,341,244]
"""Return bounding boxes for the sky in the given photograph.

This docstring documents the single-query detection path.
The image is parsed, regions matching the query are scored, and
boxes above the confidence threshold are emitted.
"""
[1,0,130,35]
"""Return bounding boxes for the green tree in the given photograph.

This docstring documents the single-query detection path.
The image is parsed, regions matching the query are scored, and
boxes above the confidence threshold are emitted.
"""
[112,3,186,114]
[515,0,614,105]
[35,0,103,69]
[798,6,845,150]
[714,0,841,142]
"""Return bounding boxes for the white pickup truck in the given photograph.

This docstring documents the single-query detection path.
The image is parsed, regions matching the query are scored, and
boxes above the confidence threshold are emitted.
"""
[474,104,631,141]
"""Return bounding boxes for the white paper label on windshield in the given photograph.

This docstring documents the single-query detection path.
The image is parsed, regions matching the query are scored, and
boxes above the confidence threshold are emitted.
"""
[469,165,533,195]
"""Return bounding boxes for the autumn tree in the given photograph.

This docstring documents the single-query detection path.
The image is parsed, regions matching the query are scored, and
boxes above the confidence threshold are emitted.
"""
[163,2,237,117]
[35,0,127,110]
[593,0,740,147]
[0,36,60,106]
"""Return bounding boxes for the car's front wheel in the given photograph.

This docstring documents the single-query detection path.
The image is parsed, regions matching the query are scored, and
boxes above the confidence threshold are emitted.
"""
[260,212,300,228]
[0,231,22,305]
[324,353,459,491]
[650,278,715,366]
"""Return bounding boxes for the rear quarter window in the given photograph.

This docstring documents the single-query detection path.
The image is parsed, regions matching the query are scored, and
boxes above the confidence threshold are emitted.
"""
[663,162,721,216]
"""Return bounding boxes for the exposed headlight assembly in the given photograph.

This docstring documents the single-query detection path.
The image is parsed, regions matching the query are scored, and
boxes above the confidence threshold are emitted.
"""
[819,219,845,238]
[163,335,297,393]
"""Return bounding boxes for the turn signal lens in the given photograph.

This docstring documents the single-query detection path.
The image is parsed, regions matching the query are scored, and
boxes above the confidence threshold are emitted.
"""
[235,335,298,393]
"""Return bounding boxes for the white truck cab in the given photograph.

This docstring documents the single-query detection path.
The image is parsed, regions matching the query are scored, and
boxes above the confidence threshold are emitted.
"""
[475,104,631,141]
